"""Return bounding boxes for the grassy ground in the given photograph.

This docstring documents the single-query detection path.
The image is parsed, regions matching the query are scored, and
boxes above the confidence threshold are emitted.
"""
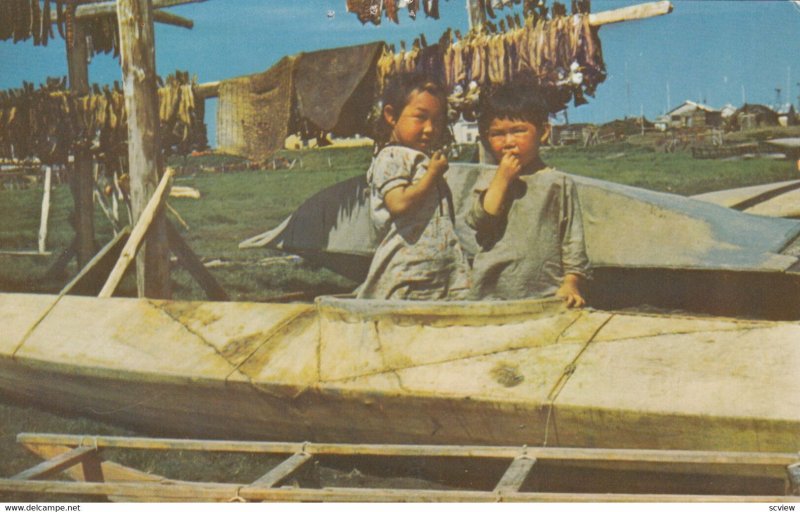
[0,135,799,499]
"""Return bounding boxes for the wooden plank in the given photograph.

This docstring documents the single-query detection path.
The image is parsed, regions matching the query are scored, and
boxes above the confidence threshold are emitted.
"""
[49,0,206,21]
[0,479,791,503]
[0,250,52,256]
[250,452,312,488]
[22,442,165,485]
[788,462,800,495]
[494,456,536,494]
[193,81,219,99]
[11,446,95,481]
[152,10,194,28]
[98,167,173,298]
[166,220,229,301]
[17,434,799,467]
[589,1,672,27]
[37,166,52,254]
[117,0,171,299]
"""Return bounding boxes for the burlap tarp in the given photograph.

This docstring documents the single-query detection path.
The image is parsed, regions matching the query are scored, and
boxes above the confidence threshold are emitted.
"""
[217,42,384,160]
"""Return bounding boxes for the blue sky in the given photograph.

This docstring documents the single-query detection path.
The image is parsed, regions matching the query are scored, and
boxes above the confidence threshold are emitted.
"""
[2,0,800,144]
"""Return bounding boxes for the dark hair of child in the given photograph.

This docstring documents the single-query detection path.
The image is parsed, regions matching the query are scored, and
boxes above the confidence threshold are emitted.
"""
[477,79,568,148]
[374,72,449,149]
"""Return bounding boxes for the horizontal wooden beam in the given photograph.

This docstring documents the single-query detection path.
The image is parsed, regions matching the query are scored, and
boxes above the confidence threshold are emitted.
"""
[48,0,205,22]
[11,446,96,481]
[0,479,788,502]
[152,10,194,29]
[17,433,799,467]
[193,81,220,99]
[589,0,672,27]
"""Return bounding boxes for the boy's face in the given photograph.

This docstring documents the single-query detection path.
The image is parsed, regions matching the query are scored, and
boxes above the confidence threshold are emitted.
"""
[486,117,550,168]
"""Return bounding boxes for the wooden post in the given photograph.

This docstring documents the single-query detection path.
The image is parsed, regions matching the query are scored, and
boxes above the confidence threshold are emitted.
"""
[117,0,171,299]
[66,20,96,268]
[38,166,52,254]
[466,0,485,31]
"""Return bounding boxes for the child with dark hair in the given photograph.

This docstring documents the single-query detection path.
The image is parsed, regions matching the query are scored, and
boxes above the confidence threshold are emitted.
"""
[466,80,590,306]
[357,73,470,300]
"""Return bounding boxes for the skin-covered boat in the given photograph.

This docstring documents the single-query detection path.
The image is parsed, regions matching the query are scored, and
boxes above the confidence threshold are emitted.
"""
[1,291,798,457]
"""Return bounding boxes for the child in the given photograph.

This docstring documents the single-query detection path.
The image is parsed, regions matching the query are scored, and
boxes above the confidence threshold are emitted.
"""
[357,73,470,300]
[466,81,590,306]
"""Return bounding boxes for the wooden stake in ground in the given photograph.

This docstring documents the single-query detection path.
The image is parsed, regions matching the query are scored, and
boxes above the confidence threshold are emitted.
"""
[99,168,174,298]
[117,0,171,299]
[37,166,52,255]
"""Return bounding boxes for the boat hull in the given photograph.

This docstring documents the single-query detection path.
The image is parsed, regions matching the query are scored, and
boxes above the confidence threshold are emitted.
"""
[1,292,798,454]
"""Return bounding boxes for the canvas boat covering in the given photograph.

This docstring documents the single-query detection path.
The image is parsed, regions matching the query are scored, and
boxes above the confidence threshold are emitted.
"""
[240,163,800,281]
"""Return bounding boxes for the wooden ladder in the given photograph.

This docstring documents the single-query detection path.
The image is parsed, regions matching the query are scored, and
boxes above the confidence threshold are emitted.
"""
[2,433,799,502]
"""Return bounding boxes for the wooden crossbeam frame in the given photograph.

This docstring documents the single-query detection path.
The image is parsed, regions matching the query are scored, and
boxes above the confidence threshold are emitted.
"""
[46,0,203,25]
[251,452,312,488]
[7,433,799,502]
[494,455,537,494]
[11,446,97,481]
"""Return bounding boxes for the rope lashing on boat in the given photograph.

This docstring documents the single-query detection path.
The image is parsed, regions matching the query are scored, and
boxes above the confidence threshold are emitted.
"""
[78,436,99,451]
[541,312,615,447]
[228,486,246,502]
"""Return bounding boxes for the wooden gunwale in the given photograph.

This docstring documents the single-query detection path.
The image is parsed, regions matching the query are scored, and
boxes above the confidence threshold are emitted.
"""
[18,433,800,466]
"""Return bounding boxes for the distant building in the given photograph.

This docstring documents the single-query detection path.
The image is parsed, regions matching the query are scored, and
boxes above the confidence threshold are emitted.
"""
[776,103,797,127]
[657,101,722,131]
[734,104,779,131]
[452,116,480,144]
[550,123,595,146]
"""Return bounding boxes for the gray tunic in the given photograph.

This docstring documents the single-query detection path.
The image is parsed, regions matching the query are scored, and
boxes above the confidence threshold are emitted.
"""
[465,167,591,300]
[357,146,471,300]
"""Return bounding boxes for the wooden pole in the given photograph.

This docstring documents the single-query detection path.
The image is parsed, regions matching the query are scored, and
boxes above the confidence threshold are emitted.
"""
[98,168,173,299]
[117,0,171,299]
[37,166,52,255]
[165,220,229,301]
[588,1,672,27]
[466,0,485,31]
[66,20,96,269]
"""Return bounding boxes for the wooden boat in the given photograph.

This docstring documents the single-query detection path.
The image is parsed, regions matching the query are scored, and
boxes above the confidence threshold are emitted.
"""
[1,291,798,457]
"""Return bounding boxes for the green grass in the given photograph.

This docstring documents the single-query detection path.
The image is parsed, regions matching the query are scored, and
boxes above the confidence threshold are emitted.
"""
[544,142,798,195]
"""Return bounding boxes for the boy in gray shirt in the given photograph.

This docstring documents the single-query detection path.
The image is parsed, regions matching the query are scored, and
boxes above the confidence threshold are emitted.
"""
[466,81,590,306]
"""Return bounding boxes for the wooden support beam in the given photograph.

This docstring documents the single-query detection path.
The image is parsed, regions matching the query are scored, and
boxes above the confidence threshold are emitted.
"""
[166,220,229,301]
[250,452,312,488]
[98,168,173,298]
[66,20,96,269]
[193,81,220,99]
[589,1,672,27]
[494,456,537,494]
[152,10,194,29]
[0,479,787,503]
[61,226,130,296]
[37,166,52,254]
[49,0,205,21]
[117,0,171,299]
[11,446,96,481]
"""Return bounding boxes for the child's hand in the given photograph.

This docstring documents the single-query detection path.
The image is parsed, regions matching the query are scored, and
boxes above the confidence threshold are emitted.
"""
[556,274,586,308]
[496,153,522,183]
[428,151,449,178]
